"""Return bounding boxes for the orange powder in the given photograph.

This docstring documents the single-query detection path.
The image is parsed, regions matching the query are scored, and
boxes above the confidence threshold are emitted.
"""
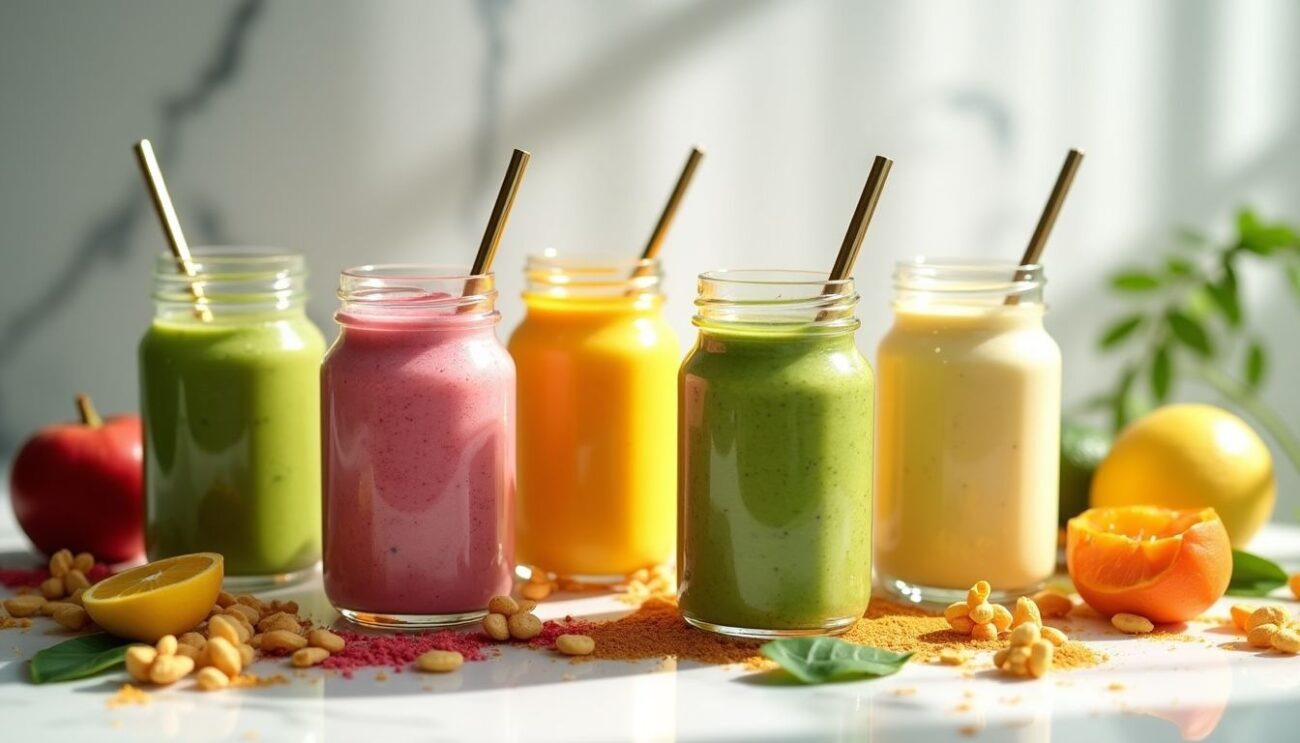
[585,596,1105,671]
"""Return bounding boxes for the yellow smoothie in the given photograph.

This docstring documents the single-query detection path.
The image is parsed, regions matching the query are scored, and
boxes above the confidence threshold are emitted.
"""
[875,263,1060,600]
[509,256,681,579]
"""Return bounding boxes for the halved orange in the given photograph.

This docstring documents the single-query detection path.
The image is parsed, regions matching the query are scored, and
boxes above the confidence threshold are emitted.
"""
[1067,506,1231,623]
[82,552,223,642]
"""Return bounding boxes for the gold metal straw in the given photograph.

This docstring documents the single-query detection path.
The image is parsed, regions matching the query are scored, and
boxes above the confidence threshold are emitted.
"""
[1006,148,1084,305]
[132,139,210,320]
[641,146,705,261]
[826,155,893,287]
[462,148,531,309]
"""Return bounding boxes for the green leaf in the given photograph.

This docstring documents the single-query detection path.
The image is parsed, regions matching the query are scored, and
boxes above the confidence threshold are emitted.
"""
[1237,209,1297,255]
[29,633,130,684]
[1110,271,1162,292]
[1166,310,1214,357]
[1150,344,1173,402]
[1227,549,1289,597]
[760,637,913,684]
[1206,259,1241,327]
[1098,315,1144,350]
[1175,226,1209,248]
[1112,366,1139,434]
[1286,262,1300,300]
[1246,342,1266,389]
[1164,257,1195,278]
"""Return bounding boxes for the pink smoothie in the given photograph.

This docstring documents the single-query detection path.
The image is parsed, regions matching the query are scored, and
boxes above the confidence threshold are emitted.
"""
[321,303,515,618]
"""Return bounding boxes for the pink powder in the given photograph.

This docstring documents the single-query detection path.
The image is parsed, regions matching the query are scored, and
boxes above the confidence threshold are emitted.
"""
[529,616,597,649]
[321,629,494,679]
[0,563,112,589]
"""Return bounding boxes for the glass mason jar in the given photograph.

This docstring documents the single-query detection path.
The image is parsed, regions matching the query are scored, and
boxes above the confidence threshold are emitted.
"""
[678,270,874,638]
[508,253,681,582]
[140,248,325,588]
[875,260,1061,604]
[321,266,516,628]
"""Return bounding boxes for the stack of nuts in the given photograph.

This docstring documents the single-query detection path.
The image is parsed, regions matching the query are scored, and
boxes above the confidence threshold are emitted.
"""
[1233,604,1300,655]
[481,594,595,657]
[943,581,1013,640]
[1,548,96,631]
[125,590,347,691]
[619,565,675,604]
[994,622,1056,679]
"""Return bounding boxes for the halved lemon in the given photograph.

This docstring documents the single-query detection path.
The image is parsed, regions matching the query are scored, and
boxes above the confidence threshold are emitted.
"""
[82,552,223,642]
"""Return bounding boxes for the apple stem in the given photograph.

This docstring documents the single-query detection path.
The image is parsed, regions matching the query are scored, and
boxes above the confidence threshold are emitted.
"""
[75,393,103,428]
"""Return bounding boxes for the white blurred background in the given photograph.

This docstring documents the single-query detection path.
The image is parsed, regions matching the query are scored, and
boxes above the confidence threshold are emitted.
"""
[1,0,1298,520]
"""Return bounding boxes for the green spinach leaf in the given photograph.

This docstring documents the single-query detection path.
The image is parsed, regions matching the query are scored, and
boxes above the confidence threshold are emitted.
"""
[29,633,130,684]
[1227,549,1289,597]
[760,637,912,684]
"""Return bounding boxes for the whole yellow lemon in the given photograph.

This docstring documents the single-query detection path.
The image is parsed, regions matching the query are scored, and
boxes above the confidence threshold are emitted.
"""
[1090,403,1275,547]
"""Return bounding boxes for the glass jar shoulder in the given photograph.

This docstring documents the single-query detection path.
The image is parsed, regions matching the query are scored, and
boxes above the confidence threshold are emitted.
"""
[325,325,515,383]
[141,313,325,366]
[681,331,873,393]
[879,309,1060,367]
[509,300,681,362]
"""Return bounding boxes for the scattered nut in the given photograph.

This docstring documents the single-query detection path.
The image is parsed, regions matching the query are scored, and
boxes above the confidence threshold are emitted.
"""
[179,632,207,649]
[256,612,301,635]
[196,667,231,691]
[1248,622,1280,649]
[483,613,511,642]
[1230,604,1254,632]
[507,612,542,641]
[308,629,345,653]
[1111,613,1155,635]
[174,644,202,662]
[39,576,65,600]
[208,615,242,646]
[225,604,260,625]
[149,654,194,685]
[63,569,91,593]
[73,552,95,573]
[1290,574,1300,601]
[520,582,552,601]
[1271,626,1300,654]
[237,644,255,667]
[948,615,974,634]
[555,634,595,656]
[938,647,967,666]
[40,601,75,617]
[487,595,519,616]
[52,604,90,631]
[416,650,463,673]
[155,635,178,656]
[1248,605,1290,632]
[292,647,330,668]
[990,604,1013,633]
[261,629,308,653]
[125,645,157,683]
[216,591,237,608]
[1030,589,1073,618]
[971,622,997,641]
[1040,626,1068,647]
[207,637,242,677]
[1009,622,1040,647]
[49,549,73,578]
[1027,639,1054,678]
[1011,597,1042,629]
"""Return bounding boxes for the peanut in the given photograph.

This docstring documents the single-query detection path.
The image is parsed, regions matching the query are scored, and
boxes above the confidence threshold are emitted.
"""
[943,602,969,623]
[207,637,242,677]
[1290,574,1300,601]
[1027,639,1054,678]
[992,648,1010,667]
[73,552,95,573]
[179,632,207,649]
[416,650,463,673]
[235,594,265,612]
[40,601,75,617]
[969,602,995,625]
[966,580,991,609]
[1011,597,1042,629]
[262,629,308,652]
[256,612,301,634]
[67,588,86,606]
[40,576,65,600]
[1248,605,1290,631]
[49,549,74,577]
[292,647,330,667]
[156,634,178,656]
[63,569,91,593]
[249,633,264,649]
[208,615,242,646]
[1040,626,1068,647]
[238,643,255,667]
[1009,622,1040,648]
[216,591,237,608]
[555,634,595,656]
[948,615,974,634]
[483,613,511,641]
[225,603,260,625]
[1111,613,1155,635]
[1248,622,1280,649]
[1230,604,1254,632]
[125,645,157,682]
[507,612,542,641]
[1030,589,1073,618]
[1271,626,1300,654]
[195,667,230,691]
[52,604,90,631]
[149,654,194,685]
[971,622,997,641]
[308,629,345,653]
[520,582,552,601]
[1005,645,1030,675]
[4,594,46,617]
[938,647,967,666]
[487,595,519,616]
[990,604,1013,633]
[174,644,202,662]
[515,599,538,613]
[270,599,299,615]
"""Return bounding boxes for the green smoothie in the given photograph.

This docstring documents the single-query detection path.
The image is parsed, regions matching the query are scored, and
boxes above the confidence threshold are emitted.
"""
[678,329,873,634]
[140,313,324,579]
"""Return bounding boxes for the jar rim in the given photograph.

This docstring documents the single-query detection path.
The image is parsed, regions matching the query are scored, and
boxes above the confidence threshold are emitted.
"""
[341,264,491,282]
[526,250,657,271]
[699,269,853,290]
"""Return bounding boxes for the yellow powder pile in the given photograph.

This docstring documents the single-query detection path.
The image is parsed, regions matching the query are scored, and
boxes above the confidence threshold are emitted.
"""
[585,596,1105,671]
[0,616,32,630]
[106,684,150,708]
[228,673,290,689]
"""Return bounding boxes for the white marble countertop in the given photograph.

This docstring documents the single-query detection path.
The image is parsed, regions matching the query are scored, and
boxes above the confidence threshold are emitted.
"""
[4,498,1300,742]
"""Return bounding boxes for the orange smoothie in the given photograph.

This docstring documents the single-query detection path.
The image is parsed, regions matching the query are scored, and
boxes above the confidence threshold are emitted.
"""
[508,254,681,579]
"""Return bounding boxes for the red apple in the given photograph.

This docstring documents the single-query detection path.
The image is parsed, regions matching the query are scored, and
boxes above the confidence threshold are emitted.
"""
[9,394,144,562]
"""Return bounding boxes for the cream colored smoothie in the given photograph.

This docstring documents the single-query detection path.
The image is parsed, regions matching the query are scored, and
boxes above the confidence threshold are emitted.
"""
[875,261,1060,602]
